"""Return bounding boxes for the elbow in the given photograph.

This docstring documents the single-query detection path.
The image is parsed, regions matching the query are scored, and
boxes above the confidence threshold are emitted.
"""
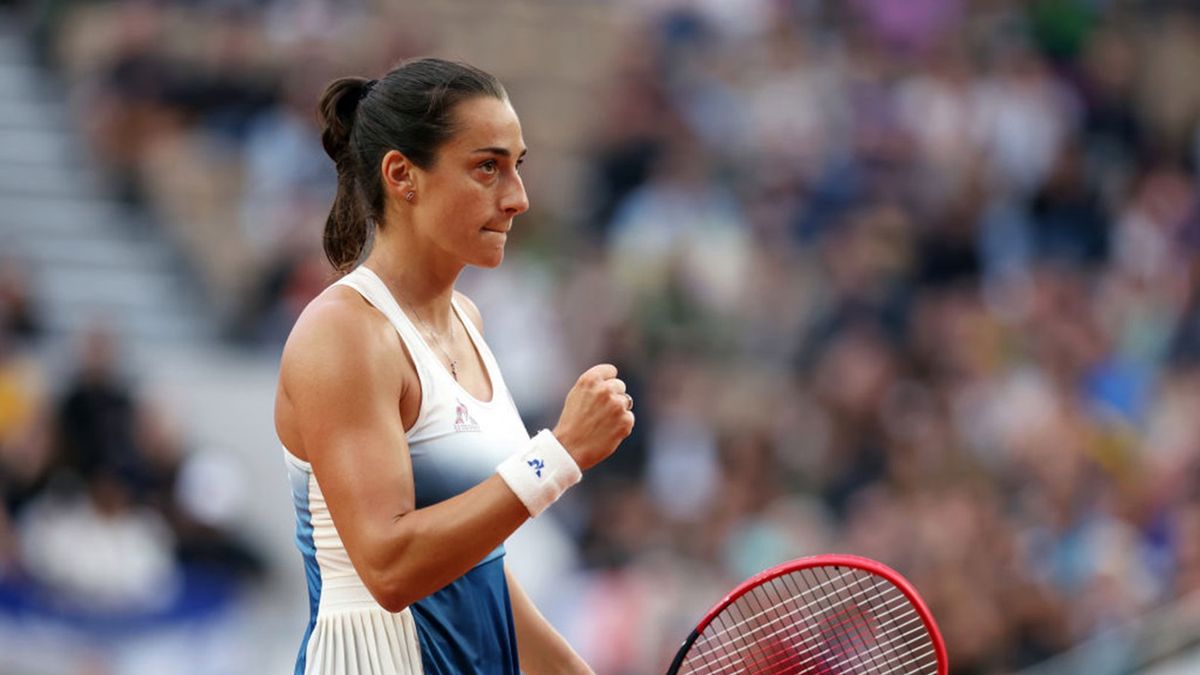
[357,531,419,613]
[370,587,411,614]
[360,564,417,614]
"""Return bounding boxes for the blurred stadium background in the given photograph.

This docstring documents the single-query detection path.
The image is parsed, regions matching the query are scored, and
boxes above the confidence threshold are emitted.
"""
[1,0,1200,673]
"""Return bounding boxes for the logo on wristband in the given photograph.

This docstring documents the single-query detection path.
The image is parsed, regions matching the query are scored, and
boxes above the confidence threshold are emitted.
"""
[527,458,545,478]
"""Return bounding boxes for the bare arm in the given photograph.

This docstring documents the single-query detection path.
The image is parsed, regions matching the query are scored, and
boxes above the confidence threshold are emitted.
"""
[507,565,594,675]
[278,290,633,612]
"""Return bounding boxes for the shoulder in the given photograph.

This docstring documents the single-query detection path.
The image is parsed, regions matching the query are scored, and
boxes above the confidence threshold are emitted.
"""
[453,290,484,333]
[279,284,404,392]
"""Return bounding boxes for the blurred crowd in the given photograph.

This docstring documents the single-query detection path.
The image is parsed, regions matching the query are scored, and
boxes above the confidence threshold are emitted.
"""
[566,2,1200,673]
[11,0,1200,673]
[0,273,263,637]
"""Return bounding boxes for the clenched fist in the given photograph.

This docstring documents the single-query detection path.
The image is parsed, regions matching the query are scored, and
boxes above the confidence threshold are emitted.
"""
[552,364,635,470]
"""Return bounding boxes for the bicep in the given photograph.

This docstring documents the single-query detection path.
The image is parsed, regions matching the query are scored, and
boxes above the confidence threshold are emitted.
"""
[281,302,416,568]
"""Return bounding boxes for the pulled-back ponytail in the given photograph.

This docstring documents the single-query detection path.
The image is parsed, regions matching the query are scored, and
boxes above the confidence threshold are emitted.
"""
[315,59,508,274]
[317,77,373,274]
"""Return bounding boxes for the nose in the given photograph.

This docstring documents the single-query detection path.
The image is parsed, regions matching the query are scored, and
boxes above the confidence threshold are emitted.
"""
[502,173,529,216]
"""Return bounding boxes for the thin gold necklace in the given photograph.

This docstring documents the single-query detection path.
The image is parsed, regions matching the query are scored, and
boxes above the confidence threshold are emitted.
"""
[398,294,460,380]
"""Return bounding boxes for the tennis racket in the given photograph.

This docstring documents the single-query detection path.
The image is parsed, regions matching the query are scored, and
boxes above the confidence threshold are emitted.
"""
[665,554,947,675]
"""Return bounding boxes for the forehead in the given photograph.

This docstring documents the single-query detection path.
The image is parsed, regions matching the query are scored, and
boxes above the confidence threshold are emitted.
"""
[445,96,525,152]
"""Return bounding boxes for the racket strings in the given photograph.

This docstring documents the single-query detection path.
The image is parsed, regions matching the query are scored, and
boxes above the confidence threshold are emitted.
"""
[695,597,932,675]
[843,570,940,675]
[681,567,939,674]
[774,593,933,673]
[687,575,896,664]
[837,566,895,673]
[691,580,904,669]
[731,583,938,675]
[690,570,872,649]
[695,582,937,675]
[693,607,936,675]
[824,567,938,675]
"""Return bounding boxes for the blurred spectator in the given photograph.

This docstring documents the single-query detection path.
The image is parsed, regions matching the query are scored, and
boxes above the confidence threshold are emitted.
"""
[0,322,262,646]
[608,137,754,322]
[0,262,42,342]
[238,61,336,256]
[136,401,264,582]
[55,326,142,484]
[77,0,180,205]
[17,467,180,612]
[0,349,51,520]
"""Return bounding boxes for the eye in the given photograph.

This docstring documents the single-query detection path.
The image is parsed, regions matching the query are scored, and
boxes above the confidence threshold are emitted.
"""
[479,159,498,175]
[515,158,524,173]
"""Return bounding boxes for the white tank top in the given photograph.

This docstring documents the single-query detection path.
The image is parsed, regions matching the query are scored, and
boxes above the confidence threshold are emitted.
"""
[334,265,532,493]
[282,264,532,674]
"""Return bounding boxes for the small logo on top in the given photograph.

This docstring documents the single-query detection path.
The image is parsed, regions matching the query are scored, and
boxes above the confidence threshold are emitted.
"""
[454,399,481,433]
[527,458,545,478]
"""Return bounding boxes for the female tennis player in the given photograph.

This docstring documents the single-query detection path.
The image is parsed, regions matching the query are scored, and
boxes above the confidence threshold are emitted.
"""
[275,58,633,674]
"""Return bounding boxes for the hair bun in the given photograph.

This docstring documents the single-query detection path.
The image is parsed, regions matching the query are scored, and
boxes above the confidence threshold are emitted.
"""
[316,76,372,162]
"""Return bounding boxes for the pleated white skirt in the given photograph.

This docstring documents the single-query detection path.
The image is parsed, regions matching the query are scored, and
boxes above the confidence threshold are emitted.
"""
[303,606,424,675]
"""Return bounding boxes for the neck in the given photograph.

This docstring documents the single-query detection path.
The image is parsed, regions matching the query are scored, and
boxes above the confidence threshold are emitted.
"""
[364,233,462,335]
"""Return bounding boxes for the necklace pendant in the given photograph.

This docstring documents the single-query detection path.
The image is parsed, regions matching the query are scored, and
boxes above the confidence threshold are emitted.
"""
[450,361,458,380]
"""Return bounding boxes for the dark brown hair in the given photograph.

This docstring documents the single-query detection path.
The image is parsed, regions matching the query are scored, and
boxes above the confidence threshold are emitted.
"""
[316,58,507,273]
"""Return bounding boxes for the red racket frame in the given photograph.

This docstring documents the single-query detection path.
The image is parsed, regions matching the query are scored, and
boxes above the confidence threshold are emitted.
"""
[665,554,948,675]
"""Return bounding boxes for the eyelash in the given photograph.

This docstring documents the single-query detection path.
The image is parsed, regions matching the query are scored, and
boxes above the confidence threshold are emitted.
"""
[479,159,524,174]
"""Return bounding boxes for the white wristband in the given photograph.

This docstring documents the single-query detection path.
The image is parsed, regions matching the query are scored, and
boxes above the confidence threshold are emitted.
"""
[496,429,582,517]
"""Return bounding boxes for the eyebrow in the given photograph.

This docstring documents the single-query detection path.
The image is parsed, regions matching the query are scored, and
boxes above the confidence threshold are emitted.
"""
[472,146,528,159]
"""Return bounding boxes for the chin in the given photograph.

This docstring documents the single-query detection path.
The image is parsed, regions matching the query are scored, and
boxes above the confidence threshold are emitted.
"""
[475,250,505,268]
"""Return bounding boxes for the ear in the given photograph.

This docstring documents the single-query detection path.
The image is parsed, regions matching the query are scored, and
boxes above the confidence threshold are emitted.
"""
[380,149,417,200]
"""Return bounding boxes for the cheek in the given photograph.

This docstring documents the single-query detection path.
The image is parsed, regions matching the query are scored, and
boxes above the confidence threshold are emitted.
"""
[443,177,486,206]
[452,191,489,224]
[421,175,493,240]
[458,184,497,221]
[432,188,488,242]
[428,184,467,215]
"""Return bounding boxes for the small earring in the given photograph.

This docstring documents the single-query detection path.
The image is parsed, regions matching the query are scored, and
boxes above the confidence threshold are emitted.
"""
[405,191,415,202]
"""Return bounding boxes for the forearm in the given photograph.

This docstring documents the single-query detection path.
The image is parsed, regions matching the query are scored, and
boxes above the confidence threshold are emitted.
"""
[516,613,590,675]
[508,566,594,675]
[363,474,529,610]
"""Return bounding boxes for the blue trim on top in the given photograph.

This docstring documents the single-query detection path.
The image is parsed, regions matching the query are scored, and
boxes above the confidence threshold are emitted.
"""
[292,469,321,675]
